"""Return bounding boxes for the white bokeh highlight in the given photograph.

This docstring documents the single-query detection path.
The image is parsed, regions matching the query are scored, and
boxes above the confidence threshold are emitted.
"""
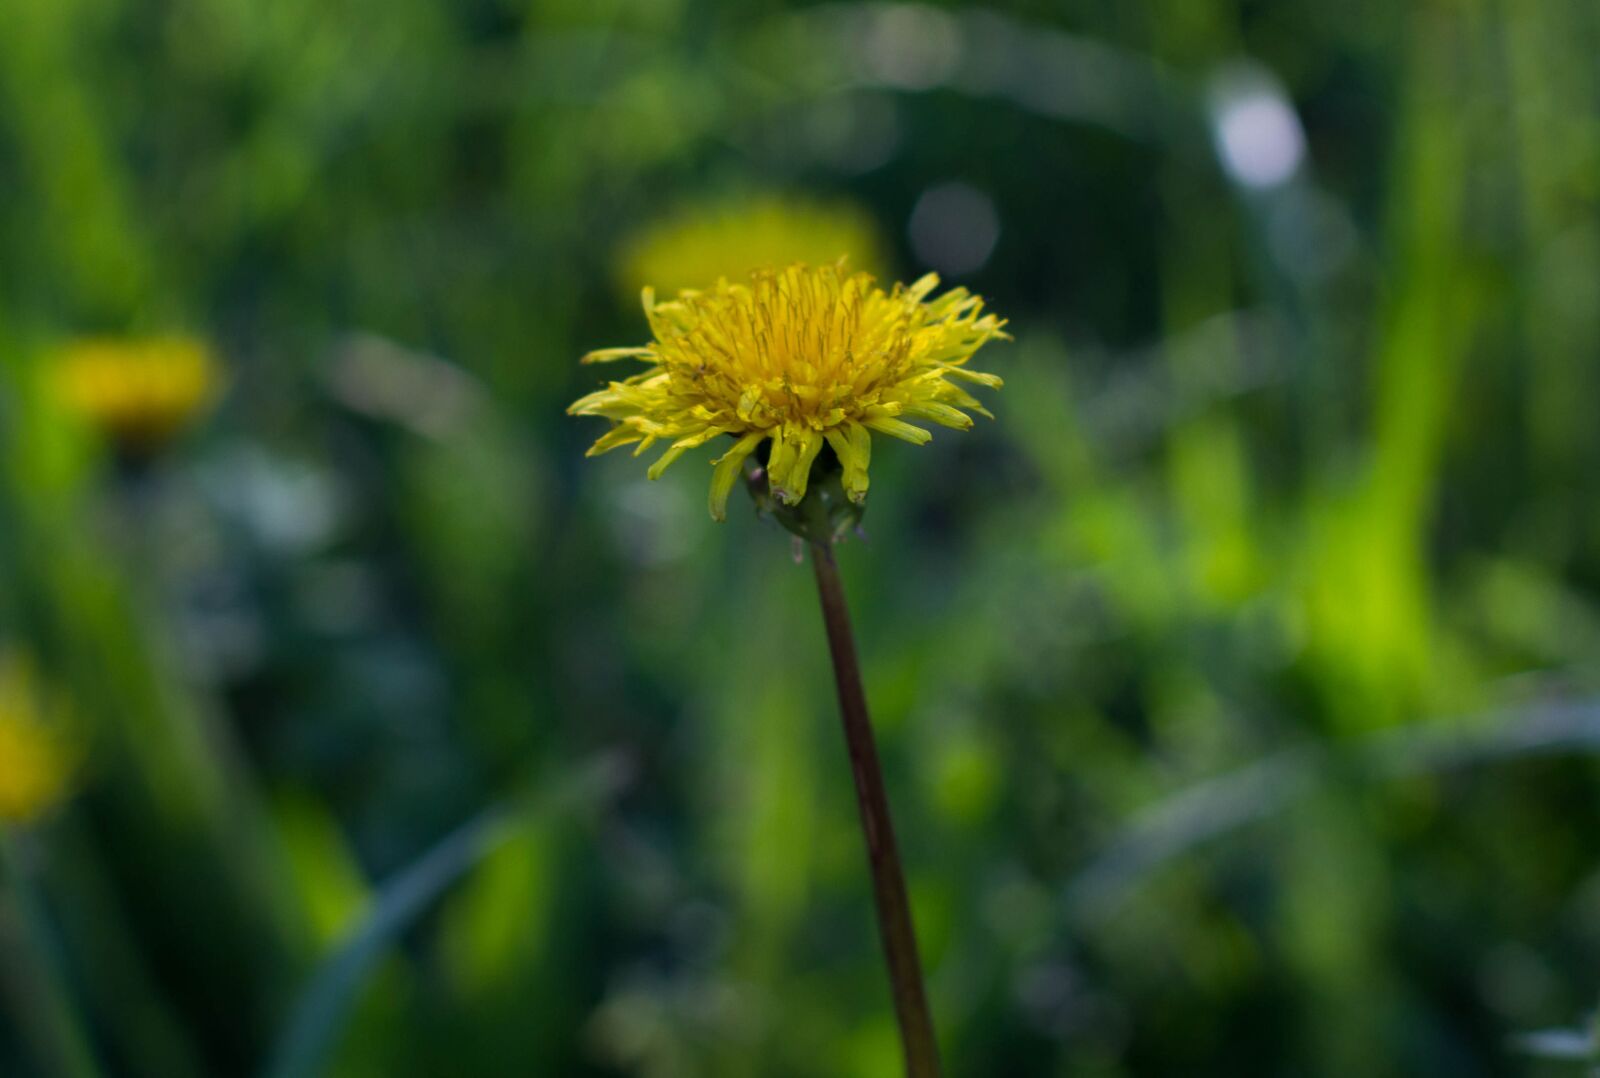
[1210,67,1307,190]
[908,182,1001,276]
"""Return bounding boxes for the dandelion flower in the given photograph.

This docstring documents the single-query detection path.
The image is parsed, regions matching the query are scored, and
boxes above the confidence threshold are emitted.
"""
[53,336,219,451]
[570,261,1009,1072]
[619,195,886,299]
[0,656,76,826]
[570,262,1007,520]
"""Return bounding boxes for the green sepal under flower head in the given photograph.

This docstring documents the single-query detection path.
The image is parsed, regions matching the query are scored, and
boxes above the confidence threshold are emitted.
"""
[743,446,864,546]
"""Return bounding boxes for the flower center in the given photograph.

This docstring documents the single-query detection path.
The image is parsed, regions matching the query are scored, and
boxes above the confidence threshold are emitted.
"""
[658,269,915,431]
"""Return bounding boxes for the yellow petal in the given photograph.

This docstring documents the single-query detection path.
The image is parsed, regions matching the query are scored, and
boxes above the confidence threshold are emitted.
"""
[864,416,932,445]
[765,425,801,504]
[824,420,873,503]
[646,427,734,479]
[779,428,824,504]
[580,347,654,365]
[903,401,975,430]
[906,272,941,302]
[585,425,644,457]
[708,431,766,522]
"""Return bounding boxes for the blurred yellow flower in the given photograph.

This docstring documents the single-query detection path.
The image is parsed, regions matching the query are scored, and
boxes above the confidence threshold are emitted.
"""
[0,656,76,826]
[570,262,1007,520]
[53,336,220,450]
[619,195,886,299]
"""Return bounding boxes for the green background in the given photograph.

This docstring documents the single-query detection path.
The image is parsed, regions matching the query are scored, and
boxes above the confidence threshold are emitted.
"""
[3,0,1600,1075]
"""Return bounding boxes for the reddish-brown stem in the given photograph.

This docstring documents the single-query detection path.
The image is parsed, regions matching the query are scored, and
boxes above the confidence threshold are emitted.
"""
[809,541,940,1078]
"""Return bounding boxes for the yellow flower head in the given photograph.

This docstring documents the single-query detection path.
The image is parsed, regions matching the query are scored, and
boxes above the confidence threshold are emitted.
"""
[53,336,219,450]
[570,262,1007,520]
[0,656,76,826]
[619,195,886,300]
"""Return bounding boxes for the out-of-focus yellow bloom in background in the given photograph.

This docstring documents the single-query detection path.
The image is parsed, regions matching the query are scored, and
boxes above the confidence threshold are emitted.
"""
[53,336,220,451]
[0,655,77,826]
[618,194,887,300]
[571,262,1006,520]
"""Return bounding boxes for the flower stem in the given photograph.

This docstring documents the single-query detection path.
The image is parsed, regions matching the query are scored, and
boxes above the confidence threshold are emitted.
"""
[809,541,940,1078]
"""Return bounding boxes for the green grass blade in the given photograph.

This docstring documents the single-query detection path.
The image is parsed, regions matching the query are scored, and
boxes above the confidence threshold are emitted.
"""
[262,758,624,1078]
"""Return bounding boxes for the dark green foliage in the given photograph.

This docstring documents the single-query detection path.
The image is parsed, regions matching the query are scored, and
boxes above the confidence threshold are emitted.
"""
[2,1,1599,1075]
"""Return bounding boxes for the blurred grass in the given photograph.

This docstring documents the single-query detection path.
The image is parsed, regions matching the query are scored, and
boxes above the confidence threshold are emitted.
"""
[3,1,1600,1076]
